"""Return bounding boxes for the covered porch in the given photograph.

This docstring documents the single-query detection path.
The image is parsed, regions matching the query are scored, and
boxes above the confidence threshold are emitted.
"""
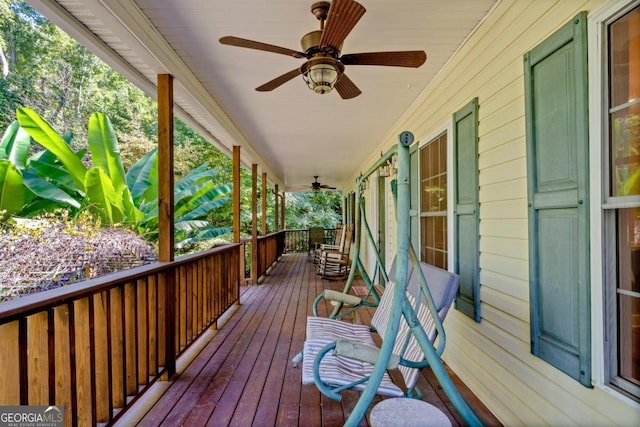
[118,253,500,427]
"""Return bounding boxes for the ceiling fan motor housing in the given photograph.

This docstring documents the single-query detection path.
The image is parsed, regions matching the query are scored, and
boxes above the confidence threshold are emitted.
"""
[301,30,342,57]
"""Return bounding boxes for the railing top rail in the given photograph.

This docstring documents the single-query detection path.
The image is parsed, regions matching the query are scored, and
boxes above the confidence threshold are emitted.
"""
[284,228,336,232]
[258,230,286,239]
[0,242,241,323]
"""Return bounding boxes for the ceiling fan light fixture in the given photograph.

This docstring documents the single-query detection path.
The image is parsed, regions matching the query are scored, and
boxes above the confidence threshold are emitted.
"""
[301,57,342,94]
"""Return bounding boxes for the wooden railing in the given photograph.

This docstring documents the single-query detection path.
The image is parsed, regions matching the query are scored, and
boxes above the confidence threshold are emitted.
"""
[242,231,286,283]
[284,228,337,253]
[0,243,241,427]
[256,231,285,279]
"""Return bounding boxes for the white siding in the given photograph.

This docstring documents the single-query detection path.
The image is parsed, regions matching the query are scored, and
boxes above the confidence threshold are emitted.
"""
[354,0,640,424]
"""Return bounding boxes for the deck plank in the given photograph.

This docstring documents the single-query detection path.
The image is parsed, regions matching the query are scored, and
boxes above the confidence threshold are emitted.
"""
[129,253,501,427]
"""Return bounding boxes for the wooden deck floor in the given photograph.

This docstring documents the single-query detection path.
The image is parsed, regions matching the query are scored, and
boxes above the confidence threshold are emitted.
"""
[121,253,501,427]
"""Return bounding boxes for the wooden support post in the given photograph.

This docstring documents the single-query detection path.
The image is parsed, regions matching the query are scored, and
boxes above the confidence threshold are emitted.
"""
[251,164,258,284]
[281,191,286,230]
[274,184,279,232]
[232,146,241,243]
[232,146,244,287]
[157,74,176,379]
[157,74,174,262]
[261,172,267,235]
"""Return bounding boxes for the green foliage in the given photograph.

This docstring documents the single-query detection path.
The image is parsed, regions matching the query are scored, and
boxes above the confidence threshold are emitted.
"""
[126,150,232,248]
[0,108,142,224]
[0,159,23,217]
[0,120,29,168]
[0,0,156,147]
[16,107,87,188]
[285,191,342,229]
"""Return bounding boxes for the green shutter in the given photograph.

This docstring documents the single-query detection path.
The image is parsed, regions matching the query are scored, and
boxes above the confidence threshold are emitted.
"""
[524,12,591,386]
[453,98,480,322]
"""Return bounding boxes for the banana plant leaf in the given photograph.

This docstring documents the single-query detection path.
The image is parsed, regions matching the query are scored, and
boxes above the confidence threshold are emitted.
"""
[126,148,157,205]
[20,196,73,216]
[84,167,124,224]
[22,168,80,208]
[88,113,127,194]
[121,186,144,222]
[0,121,31,169]
[179,197,229,222]
[0,160,25,218]
[173,163,215,193]
[29,156,84,197]
[16,108,87,189]
[175,180,215,212]
[174,220,210,233]
[176,225,232,248]
[175,184,231,218]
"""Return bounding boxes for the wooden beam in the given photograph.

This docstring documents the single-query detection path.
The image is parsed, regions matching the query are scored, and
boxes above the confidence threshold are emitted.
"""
[232,146,241,243]
[261,172,267,235]
[251,164,258,284]
[281,192,286,230]
[157,74,174,262]
[274,184,279,232]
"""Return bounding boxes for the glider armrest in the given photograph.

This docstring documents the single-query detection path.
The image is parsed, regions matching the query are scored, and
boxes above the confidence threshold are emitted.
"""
[323,289,362,306]
[334,339,400,370]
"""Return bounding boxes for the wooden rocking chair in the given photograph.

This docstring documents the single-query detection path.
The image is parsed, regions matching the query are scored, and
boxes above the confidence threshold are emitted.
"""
[313,225,343,263]
[317,226,353,277]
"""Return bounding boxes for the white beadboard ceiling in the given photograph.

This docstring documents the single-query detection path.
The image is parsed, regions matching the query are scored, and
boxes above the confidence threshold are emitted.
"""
[29,0,497,191]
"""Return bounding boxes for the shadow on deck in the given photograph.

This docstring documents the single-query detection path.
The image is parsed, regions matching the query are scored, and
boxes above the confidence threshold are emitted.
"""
[117,253,501,426]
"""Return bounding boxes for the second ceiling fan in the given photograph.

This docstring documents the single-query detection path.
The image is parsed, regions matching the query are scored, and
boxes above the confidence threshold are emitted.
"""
[219,0,427,99]
[309,176,336,192]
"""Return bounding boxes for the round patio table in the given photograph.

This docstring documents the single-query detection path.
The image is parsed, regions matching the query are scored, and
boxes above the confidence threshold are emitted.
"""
[369,398,452,427]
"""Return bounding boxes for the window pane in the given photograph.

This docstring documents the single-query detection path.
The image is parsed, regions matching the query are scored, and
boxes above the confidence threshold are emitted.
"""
[616,208,640,388]
[617,293,640,387]
[420,216,447,270]
[609,5,640,107]
[611,105,640,196]
[609,5,640,196]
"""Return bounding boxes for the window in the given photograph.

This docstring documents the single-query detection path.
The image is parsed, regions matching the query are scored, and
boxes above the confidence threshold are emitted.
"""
[603,3,640,399]
[419,132,448,269]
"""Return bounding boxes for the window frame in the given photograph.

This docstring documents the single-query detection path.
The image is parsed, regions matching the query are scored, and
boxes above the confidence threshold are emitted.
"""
[419,130,449,269]
[415,124,454,271]
[588,0,640,403]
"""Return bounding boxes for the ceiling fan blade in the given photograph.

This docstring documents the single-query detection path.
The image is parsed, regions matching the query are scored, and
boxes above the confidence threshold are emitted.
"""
[319,0,366,50]
[334,74,361,99]
[256,69,302,92]
[340,51,427,67]
[319,185,337,190]
[220,36,307,58]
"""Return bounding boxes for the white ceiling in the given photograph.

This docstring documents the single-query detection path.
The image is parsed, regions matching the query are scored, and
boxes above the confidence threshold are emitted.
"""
[31,0,497,191]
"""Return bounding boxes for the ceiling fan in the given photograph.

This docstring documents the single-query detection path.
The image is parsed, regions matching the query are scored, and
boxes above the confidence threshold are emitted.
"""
[219,0,427,99]
[309,176,337,191]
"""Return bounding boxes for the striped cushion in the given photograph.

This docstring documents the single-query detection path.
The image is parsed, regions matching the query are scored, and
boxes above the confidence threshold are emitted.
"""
[301,338,404,397]
[370,280,396,339]
[305,316,376,345]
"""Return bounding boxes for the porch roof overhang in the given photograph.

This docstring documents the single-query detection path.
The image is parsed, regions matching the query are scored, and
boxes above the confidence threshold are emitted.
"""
[27,0,497,192]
